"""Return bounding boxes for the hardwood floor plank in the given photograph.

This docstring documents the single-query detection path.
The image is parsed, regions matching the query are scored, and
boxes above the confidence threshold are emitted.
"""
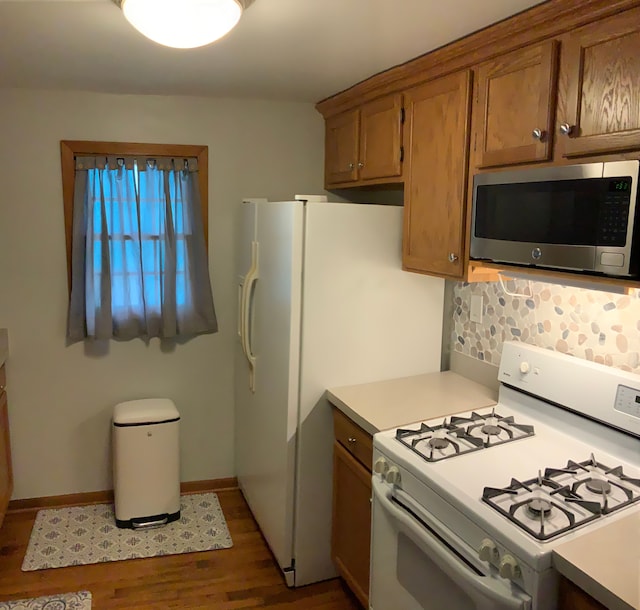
[0,489,360,609]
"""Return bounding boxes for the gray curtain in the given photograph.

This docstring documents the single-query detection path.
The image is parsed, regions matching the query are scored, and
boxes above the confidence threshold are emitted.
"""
[67,155,218,342]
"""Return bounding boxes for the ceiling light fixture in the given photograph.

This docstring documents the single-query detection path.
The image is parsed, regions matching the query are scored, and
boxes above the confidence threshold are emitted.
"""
[114,0,253,49]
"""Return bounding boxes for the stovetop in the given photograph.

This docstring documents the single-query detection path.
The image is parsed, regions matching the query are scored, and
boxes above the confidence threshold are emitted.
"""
[392,405,640,541]
[374,392,640,569]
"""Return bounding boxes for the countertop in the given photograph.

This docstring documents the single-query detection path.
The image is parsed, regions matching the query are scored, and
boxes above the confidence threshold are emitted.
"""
[326,370,498,435]
[553,512,640,610]
[0,329,7,368]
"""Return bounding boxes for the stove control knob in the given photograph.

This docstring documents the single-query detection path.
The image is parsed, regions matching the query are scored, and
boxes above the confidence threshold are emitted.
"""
[385,466,402,486]
[478,538,499,563]
[519,361,531,375]
[499,554,521,580]
[373,457,389,476]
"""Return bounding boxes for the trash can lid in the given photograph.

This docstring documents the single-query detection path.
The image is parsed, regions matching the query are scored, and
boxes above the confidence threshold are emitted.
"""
[113,398,179,425]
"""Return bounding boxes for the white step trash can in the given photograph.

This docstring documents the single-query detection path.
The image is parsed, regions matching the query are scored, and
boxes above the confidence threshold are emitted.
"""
[112,398,181,529]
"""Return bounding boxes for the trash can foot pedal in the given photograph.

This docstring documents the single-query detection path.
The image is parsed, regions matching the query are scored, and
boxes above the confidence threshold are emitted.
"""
[116,510,180,529]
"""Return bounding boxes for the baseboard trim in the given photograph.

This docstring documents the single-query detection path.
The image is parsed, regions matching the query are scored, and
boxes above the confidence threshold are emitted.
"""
[8,477,239,512]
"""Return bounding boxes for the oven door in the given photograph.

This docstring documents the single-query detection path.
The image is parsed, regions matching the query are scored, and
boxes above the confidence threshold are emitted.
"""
[370,477,532,610]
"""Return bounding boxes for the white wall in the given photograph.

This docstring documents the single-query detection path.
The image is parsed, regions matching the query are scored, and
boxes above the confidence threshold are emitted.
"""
[0,89,324,500]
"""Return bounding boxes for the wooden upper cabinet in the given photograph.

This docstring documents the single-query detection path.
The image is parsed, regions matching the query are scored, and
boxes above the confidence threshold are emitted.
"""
[325,109,359,185]
[557,8,640,158]
[358,94,403,181]
[475,41,559,168]
[403,71,472,279]
[324,93,403,188]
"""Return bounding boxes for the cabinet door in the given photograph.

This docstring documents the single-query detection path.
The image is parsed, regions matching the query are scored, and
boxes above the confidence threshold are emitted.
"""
[0,389,12,528]
[558,8,640,158]
[332,440,371,608]
[325,109,359,186]
[358,94,403,181]
[403,70,472,278]
[558,576,607,610]
[475,41,558,167]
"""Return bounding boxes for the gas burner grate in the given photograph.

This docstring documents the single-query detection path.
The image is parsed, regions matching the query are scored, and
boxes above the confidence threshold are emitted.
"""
[483,472,601,541]
[544,454,640,515]
[483,455,640,541]
[395,409,534,463]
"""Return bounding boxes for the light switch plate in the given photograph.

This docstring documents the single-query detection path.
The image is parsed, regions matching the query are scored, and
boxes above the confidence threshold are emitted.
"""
[470,294,483,323]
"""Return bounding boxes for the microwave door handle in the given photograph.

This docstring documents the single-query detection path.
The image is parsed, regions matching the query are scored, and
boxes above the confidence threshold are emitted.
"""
[372,478,530,610]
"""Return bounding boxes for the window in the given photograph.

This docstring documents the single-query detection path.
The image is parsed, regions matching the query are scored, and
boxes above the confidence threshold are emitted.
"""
[61,141,218,342]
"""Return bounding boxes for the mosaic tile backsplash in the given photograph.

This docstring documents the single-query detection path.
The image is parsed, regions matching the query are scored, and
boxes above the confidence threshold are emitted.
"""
[452,279,640,374]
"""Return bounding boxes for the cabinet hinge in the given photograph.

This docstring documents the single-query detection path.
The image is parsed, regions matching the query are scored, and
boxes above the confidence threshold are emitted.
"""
[400,146,404,163]
[473,133,477,152]
[400,108,405,124]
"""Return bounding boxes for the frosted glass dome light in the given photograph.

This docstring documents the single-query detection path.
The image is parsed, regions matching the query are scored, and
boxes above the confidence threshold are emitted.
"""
[121,0,245,49]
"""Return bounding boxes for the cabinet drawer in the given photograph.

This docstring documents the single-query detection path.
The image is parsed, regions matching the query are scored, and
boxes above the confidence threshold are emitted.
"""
[332,408,373,472]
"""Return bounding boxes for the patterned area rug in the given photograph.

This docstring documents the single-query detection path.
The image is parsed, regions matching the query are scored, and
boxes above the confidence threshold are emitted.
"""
[0,591,91,609]
[22,493,232,571]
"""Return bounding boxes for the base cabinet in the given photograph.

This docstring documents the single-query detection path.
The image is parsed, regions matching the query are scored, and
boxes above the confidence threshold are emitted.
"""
[0,366,13,527]
[331,408,373,608]
[558,577,607,610]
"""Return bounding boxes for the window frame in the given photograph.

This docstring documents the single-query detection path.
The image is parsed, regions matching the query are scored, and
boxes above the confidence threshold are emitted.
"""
[60,140,209,292]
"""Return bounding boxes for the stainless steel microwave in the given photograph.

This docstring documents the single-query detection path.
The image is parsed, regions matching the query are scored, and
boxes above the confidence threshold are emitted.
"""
[470,160,640,278]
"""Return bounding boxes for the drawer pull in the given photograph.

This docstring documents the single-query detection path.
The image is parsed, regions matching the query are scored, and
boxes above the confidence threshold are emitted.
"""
[347,437,357,444]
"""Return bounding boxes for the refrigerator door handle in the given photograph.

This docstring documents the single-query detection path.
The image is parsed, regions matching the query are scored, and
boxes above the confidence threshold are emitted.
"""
[241,240,259,392]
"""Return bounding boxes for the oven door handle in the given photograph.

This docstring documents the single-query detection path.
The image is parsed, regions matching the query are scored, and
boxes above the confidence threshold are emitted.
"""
[372,478,529,610]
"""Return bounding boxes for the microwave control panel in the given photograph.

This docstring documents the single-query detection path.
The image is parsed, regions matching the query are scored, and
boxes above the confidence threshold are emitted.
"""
[598,179,632,247]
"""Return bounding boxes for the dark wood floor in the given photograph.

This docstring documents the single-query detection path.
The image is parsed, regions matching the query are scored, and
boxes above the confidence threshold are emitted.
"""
[0,489,361,609]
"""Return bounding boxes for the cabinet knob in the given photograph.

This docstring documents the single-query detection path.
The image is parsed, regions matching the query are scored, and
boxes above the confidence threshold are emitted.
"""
[358,162,364,168]
[348,162,355,170]
[559,123,574,136]
[448,252,458,263]
[531,128,546,141]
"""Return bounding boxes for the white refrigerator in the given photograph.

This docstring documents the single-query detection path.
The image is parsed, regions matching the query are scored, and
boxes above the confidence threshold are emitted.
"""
[235,197,444,587]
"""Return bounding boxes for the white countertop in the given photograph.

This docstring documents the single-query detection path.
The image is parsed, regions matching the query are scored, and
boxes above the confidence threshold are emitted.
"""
[553,512,640,610]
[0,329,7,368]
[326,370,498,435]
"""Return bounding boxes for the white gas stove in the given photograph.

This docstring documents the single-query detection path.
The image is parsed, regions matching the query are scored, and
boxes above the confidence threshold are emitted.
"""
[370,342,640,610]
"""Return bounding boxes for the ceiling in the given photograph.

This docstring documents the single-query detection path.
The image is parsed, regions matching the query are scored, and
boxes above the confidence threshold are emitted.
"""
[0,0,547,103]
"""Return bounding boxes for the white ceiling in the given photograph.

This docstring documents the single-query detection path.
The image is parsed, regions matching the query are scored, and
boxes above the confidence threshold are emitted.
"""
[0,0,546,103]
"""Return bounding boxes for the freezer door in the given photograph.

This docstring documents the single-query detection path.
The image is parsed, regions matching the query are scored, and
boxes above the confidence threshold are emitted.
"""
[235,200,304,578]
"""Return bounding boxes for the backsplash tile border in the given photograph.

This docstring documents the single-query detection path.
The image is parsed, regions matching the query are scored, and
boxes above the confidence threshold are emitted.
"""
[452,279,640,374]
